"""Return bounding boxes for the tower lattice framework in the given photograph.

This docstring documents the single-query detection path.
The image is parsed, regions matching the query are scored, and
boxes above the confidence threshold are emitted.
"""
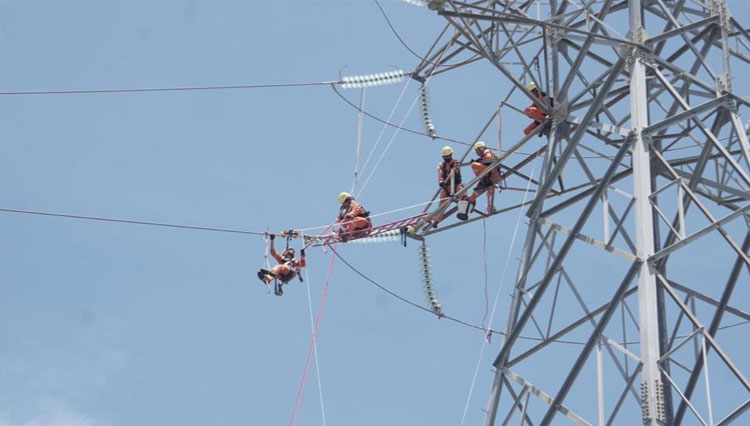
[406,0,750,424]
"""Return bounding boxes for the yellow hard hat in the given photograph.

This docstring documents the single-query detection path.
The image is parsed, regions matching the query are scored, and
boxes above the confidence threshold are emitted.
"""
[338,192,352,204]
[473,141,487,150]
[526,81,537,91]
[441,146,453,156]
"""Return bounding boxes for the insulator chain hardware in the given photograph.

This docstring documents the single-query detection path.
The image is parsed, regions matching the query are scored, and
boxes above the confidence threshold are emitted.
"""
[347,230,401,244]
[402,0,427,5]
[418,242,443,316]
[419,84,437,139]
[341,70,406,89]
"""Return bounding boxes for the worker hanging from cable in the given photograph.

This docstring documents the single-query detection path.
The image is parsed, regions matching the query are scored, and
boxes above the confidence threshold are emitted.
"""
[459,141,502,219]
[257,234,306,296]
[523,82,553,137]
[431,146,463,227]
[337,192,372,241]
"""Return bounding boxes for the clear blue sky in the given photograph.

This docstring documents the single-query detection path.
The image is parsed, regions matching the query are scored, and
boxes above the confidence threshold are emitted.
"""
[1,1,749,426]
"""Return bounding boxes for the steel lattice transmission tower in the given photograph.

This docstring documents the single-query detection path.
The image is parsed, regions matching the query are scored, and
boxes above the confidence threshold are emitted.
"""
[405,0,750,424]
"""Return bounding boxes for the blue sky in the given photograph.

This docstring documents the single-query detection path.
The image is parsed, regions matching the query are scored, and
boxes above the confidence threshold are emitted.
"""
[2,1,749,426]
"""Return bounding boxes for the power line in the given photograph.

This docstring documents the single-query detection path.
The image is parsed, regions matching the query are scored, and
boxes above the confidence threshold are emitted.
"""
[0,207,266,236]
[330,83,473,146]
[0,80,339,96]
[372,0,481,69]
[331,246,588,343]
[331,247,749,345]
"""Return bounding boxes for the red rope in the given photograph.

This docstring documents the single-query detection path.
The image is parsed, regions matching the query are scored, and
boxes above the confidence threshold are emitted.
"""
[288,251,336,426]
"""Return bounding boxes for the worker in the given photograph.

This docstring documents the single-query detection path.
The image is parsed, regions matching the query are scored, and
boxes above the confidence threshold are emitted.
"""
[523,82,553,137]
[432,146,463,227]
[337,192,372,241]
[462,141,502,218]
[257,234,306,295]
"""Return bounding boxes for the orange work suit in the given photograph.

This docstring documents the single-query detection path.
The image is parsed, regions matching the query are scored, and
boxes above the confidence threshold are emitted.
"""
[523,91,552,136]
[468,149,502,210]
[434,158,464,223]
[437,158,463,198]
[269,247,306,284]
[338,199,372,234]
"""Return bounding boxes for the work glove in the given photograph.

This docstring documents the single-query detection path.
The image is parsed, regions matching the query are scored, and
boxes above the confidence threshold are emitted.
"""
[301,249,306,256]
[270,234,275,240]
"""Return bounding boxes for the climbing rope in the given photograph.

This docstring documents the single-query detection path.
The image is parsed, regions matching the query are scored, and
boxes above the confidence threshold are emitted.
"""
[354,79,412,193]
[289,251,336,426]
[301,233,328,426]
[458,161,538,426]
[481,219,490,331]
[356,32,456,197]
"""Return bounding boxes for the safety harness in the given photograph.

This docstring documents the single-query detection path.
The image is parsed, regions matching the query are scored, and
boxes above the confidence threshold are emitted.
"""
[439,159,462,194]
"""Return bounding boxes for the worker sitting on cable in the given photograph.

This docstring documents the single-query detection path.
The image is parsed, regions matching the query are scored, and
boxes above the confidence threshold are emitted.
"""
[523,82,553,137]
[432,145,464,227]
[337,192,372,241]
[462,141,502,218]
[257,234,306,295]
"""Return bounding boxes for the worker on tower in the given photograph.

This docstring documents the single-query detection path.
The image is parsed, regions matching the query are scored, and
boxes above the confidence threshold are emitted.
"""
[432,146,463,227]
[461,141,502,218]
[523,82,553,137]
[257,234,306,295]
[337,192,372,241]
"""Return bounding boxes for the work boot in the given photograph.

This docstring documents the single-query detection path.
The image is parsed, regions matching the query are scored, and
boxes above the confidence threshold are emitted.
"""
[260,268,275,277]
[257,270,268,283]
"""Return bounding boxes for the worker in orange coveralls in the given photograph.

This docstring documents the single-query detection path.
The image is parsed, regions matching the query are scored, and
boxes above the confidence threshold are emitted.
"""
[337,192,372,241]
[257,234,306,295]
[523,82,553,137]
[432,145,464,227]
[466,141,502,212]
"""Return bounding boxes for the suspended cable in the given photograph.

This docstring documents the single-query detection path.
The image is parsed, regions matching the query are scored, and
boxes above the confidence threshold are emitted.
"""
[0,207,267,236]
[330,82,473,147]
[330,247,615,345]
[459,161,537,426]
[350,88,366,194]
[289,252,335,426]
[481,219,490,331]
[356,85,424,196]
[1,197,452,238]
[357,34,455,197]
[355,79,413,193]
[302,238,328,426]
[0,80,340,96]
[372,0,481,69]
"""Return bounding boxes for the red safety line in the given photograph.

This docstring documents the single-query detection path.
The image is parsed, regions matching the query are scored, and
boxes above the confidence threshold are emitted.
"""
[288,251,336,426]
